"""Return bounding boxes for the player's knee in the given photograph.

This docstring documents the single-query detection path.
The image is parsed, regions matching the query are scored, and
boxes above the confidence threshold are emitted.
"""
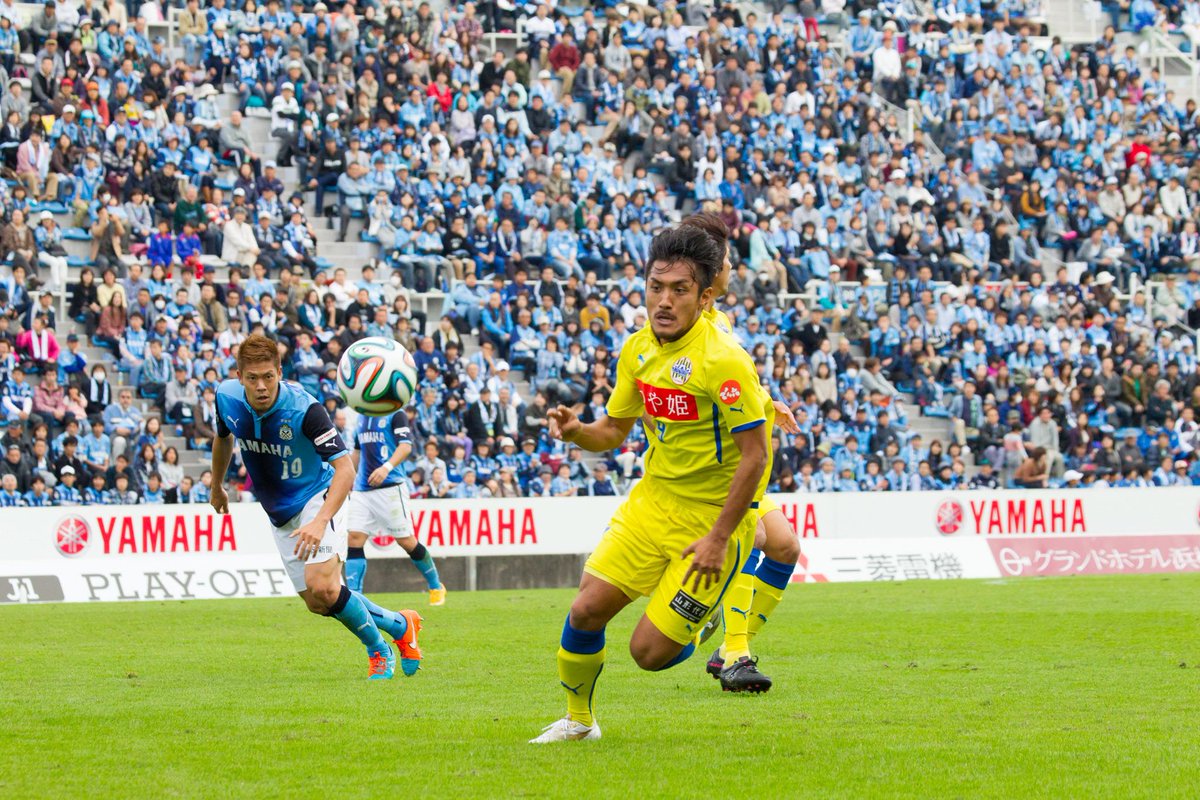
[302,592,329,614]
[771,534,801,565]
[628,638,668,671]
[305,581,341,613]
[568,596,609,631]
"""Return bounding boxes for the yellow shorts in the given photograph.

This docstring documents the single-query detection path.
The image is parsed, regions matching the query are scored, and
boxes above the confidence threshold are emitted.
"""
[756,496,780,520]
[584,479,757,644]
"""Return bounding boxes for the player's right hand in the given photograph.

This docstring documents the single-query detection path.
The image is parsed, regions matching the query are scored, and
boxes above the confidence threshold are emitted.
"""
[548,405,581,441]
[210,485,229,515]
[368,464,392,487]
[681,532,727,592]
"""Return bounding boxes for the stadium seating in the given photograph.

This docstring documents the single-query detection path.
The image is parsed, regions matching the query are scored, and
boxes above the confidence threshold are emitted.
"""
[1,0,1199,508]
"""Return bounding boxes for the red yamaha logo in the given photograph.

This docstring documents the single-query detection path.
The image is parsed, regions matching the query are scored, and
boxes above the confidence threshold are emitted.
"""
[935,500,963,536]
[55,515,91,557]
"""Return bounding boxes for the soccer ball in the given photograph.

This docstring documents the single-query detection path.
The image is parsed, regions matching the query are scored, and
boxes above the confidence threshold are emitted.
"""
[336,337,418,416]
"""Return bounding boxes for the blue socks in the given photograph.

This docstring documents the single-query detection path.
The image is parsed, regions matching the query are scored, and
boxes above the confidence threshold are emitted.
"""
[655,642,696,671]
[408,543,442,590]
[345,547,367,592]
[561,616,606,654]
[757,555,796,590]
[349,542,440,591]
[327,585,387,650]
[351,589,408,641]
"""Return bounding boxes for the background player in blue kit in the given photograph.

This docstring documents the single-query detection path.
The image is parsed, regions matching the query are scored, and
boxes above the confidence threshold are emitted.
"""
[346,409,446,613]
[209,335,422,680]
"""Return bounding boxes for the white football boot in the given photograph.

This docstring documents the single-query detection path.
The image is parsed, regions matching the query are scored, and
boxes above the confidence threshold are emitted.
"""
[529,716,602,743]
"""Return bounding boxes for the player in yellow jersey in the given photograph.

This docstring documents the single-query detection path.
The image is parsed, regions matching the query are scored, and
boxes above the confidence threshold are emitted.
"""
[680,213,803,693]
[530,225,769,743]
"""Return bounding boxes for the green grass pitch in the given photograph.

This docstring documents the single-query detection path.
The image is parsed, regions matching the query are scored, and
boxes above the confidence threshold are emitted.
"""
[1,574,1197,798]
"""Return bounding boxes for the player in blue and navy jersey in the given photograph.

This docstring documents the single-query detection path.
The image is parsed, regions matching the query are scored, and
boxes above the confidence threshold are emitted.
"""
[346,410,446,615]
[209,335,422,680]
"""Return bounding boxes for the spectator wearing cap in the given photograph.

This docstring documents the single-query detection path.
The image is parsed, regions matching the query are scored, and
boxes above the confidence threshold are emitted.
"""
[56,331,86,381]
[2,364,31,424]
[164,364,198,426]
[55,465,82,505]
[586,463,617,496]
[256,159,284,200]
[34,210,69,290]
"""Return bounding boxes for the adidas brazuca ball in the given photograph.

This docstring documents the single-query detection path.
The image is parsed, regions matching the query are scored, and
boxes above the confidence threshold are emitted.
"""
[336,337,419,416]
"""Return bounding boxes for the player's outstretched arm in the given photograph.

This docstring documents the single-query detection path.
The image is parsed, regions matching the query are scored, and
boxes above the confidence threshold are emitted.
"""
[682,424,768,591]
[548,405,636,452]
[210,434,234,514]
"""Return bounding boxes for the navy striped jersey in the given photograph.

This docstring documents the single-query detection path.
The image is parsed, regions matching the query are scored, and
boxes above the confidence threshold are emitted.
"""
[215,379,348,526]
[352,410,412,492]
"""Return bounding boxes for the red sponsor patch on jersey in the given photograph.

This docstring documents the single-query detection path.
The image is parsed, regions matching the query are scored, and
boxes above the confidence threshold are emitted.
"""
[718,380,742,405]
[637,380,699,421]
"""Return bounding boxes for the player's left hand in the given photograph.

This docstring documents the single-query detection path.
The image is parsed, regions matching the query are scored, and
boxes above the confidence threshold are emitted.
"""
[368,464,392,487]
[290,518,326,560]
[772,400,800,434]
[681,533,726,593]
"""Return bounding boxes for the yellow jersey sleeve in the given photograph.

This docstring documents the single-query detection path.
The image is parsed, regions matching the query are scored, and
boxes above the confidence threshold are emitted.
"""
[606,331,647,419]
[704,336,768,436]
[704,305,775,505]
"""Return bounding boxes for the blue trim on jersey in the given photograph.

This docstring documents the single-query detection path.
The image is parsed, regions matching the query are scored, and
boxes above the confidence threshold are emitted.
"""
[711,403,722,464]
[730,419,766,433]
[711,539,742,614]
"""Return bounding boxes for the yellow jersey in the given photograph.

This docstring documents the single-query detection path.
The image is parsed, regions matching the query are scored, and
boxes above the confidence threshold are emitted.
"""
[704,306,776,504]
[707,306,736,336]
[607,315,767,506]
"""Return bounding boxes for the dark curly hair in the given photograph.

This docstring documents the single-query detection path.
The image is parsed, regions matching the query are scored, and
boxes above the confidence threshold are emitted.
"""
[646,224,722,292]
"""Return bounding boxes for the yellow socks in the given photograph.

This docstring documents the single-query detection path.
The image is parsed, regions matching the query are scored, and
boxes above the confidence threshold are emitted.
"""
[558,618,605,727]
[721,550,759,666]
[746,555,796,641]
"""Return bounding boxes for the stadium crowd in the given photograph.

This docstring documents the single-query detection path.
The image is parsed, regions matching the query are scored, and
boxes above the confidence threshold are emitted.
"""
[2,0,1200,506]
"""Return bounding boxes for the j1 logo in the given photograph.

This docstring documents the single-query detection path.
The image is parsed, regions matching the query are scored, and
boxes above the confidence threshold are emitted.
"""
[5,577,40,604]
[0,575,64,604]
